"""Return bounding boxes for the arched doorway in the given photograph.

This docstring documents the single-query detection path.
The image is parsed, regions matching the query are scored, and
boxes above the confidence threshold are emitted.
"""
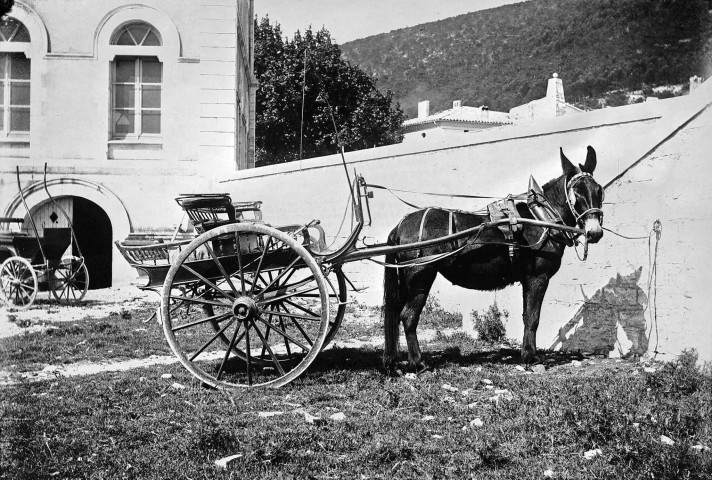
[28,196,113,289]
[72,197,113,289]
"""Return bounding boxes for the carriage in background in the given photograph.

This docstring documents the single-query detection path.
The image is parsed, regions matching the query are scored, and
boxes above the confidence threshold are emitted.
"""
[0,165,89,310]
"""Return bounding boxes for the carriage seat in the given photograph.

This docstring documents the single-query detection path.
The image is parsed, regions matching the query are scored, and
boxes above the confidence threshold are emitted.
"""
[175,194,262,234]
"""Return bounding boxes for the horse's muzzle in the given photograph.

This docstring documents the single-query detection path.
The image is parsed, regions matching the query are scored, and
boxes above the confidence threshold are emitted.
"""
[584,217,603,244]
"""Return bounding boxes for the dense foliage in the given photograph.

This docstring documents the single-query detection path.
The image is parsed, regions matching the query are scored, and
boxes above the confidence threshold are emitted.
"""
[341,0,712,117]
[254,17,405,167]
[0,0,14,18]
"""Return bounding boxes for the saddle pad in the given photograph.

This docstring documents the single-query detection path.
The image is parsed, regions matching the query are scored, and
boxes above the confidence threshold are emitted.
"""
[486,198,522,238]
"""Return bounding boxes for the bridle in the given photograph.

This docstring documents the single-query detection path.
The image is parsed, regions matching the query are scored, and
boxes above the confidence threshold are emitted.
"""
[566,172,604,228]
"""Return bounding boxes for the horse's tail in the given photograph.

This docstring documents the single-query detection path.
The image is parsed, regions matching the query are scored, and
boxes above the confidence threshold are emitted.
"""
[382,228,402,369]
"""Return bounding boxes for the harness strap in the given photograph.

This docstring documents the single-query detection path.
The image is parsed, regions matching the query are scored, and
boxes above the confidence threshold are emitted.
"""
[566,172,604,226]
[417,208,432,257]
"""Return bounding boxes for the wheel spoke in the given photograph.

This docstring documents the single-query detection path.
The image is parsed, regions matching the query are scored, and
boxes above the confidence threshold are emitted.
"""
[255,257,300,300]
[250,318,286,376]
[172,312,232,332]
[277,312,293,361]
[245,321,252,386]
[259,305,275,360]
[253,314,310,350]
[216,321,243,381]
[168,294,229,308]
[282,299,321,319]
[188,318,236,362]
[259,308,319,322]
[234,232,246,295]
[202,241,239,297]
[179,263,234,302]
[280,302,319,347]
[250,236,273,296]
[257,285,319,305]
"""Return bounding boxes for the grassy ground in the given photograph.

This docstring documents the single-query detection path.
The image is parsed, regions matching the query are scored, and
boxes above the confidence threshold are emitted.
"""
[1,308,710,479]
[0,306,170,372]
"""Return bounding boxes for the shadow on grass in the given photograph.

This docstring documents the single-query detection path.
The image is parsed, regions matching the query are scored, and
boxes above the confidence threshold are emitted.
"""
[304,342,587,377]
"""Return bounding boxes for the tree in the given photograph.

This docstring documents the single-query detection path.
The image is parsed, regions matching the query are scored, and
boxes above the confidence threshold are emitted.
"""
[0,0,14,18]
[254,17,405,167]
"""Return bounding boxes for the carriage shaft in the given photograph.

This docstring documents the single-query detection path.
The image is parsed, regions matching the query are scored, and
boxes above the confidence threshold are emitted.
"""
[335,218,584,264]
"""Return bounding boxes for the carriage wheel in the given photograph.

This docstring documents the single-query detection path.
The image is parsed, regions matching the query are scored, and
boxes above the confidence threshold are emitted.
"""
[51,256,89,305]
[205,266,347,355]
[161,223,330,389]
[0,256,38,310]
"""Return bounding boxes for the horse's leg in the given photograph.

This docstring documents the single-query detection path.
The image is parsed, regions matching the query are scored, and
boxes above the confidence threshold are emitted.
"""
[521,274,550,364]
[382,252,404,375]
[401,267,437,373]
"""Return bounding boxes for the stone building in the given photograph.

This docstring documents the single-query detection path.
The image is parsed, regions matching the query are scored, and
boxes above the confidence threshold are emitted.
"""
[402,100,512,143]
[0,0,256,287]
[508,73,583,122]
[402,74,582,143]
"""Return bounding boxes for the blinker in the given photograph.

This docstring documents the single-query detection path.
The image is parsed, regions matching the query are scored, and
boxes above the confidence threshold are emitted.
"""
[527,175,559,224]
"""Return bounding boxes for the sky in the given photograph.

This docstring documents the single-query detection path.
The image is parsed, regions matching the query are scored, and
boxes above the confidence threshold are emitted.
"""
[255,0,528,44]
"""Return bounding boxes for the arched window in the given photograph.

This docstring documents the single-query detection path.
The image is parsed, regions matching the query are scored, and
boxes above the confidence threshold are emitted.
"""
[110,22,162,138]
[0,17,31,135]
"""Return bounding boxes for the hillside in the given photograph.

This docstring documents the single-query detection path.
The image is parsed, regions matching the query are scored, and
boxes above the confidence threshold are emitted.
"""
[341,0,712,118]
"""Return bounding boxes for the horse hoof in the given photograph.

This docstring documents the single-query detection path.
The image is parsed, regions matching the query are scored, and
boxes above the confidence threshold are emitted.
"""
[416,363,432,375]
[521,352,539,365]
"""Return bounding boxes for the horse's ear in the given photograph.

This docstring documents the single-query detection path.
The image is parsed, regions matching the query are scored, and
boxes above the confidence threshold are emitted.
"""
[579,146,597,174]
[560,147,578,178]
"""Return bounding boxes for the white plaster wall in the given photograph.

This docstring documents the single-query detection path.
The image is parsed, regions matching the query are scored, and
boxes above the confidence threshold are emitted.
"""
[220,83,712,362]
[537,103,712,362]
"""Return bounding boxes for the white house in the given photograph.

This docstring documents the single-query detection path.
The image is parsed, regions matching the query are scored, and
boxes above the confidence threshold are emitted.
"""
[0,0,256,288]
[402,100,512,143]
[403,74,583,144]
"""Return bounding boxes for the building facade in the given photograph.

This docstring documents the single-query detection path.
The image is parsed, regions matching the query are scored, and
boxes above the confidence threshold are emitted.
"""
[0,0,256,287]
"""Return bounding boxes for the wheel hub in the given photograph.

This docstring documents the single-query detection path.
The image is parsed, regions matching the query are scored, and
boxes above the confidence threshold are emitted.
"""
[232,296,258,320]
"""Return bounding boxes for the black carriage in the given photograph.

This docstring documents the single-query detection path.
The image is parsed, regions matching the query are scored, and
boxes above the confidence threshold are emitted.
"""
[0,165,89,310]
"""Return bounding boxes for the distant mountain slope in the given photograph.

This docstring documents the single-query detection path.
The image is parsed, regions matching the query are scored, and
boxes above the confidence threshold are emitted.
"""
[341,0,712,118]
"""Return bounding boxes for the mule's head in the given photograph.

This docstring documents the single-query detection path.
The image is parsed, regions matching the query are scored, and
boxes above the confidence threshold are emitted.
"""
[560,146,604,243]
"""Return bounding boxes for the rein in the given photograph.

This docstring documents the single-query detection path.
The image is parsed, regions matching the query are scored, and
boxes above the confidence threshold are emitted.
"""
[365,183,502,201]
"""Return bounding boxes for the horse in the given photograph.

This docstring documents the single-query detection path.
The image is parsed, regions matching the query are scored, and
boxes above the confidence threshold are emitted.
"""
[382,146,604,373]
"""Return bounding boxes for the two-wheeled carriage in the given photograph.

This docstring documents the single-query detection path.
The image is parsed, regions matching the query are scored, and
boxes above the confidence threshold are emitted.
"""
[0,165,89,310]
[116,146,604,389]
